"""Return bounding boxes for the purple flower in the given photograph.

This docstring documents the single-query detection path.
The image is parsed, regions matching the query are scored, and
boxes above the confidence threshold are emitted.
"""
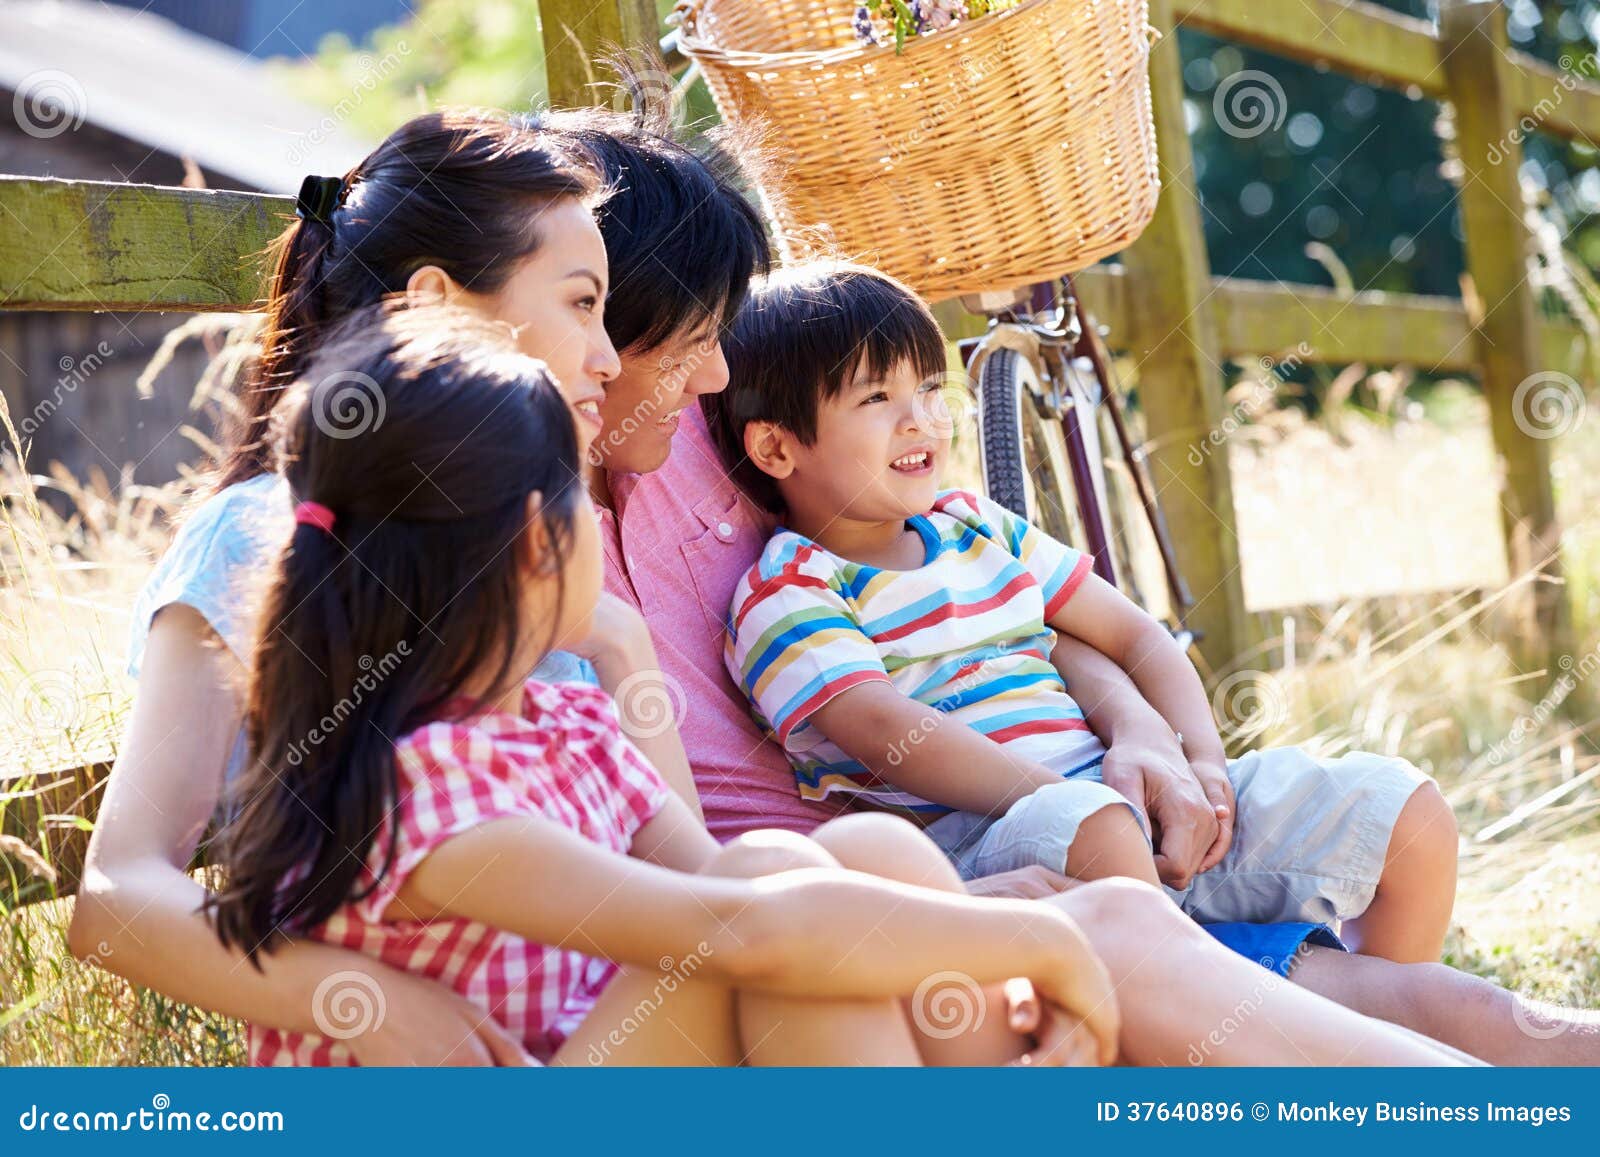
[853,5,878,44]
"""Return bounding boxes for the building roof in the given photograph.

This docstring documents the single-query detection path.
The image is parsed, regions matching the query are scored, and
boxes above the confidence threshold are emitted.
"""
[0,0,375,192]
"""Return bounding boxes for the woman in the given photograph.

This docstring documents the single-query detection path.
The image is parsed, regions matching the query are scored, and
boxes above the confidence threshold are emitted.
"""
[68,104,1502,1066]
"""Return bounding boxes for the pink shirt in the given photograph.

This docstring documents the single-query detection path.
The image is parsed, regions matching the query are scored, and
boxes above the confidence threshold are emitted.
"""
[601,404,845,841]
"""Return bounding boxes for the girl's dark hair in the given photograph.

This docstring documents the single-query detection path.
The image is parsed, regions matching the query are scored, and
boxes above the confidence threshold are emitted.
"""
[707,260,946,513]
[529,83,772,352]
[218,109,597,492]
[208,303,584,960]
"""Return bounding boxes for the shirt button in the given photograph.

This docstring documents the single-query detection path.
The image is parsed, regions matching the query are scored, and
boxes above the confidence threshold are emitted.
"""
[717,521,734,539]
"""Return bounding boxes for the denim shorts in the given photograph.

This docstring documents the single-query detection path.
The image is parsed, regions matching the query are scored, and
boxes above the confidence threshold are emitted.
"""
[922,745,1429,926]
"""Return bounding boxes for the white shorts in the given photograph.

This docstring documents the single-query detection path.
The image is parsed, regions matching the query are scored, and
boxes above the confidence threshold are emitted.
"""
[922,746,1429,925]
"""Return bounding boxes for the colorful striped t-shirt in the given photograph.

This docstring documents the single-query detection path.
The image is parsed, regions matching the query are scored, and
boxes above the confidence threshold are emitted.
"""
[725,490,1105,813]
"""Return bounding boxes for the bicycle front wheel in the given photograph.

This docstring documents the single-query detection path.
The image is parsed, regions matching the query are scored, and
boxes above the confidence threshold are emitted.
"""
[976,346,1084,552]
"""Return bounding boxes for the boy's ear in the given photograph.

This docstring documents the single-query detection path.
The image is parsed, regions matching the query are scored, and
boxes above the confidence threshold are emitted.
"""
[744,420,798,481]
[405,264,462,305]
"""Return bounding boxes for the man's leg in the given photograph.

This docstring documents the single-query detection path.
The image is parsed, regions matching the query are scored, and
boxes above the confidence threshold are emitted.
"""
[1292,946,1600,1065]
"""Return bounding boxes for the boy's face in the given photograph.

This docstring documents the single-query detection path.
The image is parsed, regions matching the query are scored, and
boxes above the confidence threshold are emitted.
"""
[785,358,951,524]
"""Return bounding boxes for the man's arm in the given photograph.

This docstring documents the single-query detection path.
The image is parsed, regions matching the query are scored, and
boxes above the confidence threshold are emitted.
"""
[1047,578,1237,876]
[1049,635,1222,886]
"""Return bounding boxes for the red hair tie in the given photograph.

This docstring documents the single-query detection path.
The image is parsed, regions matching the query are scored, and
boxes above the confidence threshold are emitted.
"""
[293,500,337,534]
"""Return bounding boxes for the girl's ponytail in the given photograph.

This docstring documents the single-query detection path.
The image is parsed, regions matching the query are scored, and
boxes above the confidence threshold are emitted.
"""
[208,304,585,960]
[214,111,596,493]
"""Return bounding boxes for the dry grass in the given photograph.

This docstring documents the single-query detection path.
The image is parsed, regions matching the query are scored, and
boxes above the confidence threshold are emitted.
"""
[2,341,1598,1064]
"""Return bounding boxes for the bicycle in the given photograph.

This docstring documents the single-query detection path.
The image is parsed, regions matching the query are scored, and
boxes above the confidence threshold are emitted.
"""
[955,277,1199,650]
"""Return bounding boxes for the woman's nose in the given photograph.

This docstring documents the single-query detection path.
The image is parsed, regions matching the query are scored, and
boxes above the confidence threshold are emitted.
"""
[589,325,621,383]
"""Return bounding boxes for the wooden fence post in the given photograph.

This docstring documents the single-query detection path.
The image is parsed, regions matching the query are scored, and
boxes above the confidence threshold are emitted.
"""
[539,0,662,109]
[1119,0,1252,673]
[1441,0,1569,663]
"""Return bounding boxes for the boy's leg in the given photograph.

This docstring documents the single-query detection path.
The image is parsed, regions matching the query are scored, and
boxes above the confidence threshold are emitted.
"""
[1174,747,1456,962]
[960,780,1160,886]
[1340,780,1458,960]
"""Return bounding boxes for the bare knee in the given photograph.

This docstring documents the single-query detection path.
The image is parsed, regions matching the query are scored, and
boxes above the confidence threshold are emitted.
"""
[1060,877,1191,949]
[809,813,963,891]
[1387,781,1459,874]
[700,829,839,879]
[1065,804,1160,885]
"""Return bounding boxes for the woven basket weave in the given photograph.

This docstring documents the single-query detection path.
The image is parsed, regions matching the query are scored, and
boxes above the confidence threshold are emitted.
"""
[676,0,1161,300]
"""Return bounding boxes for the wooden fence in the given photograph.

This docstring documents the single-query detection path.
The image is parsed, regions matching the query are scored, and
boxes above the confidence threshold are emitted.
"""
[3,0,1598,903]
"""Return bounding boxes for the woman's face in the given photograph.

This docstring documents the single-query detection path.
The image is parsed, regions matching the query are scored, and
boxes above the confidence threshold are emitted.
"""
[589,321,730,474]
[467,197,622,461]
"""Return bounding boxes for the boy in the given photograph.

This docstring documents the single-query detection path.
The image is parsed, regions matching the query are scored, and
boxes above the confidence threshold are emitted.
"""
[708,259,1458,963]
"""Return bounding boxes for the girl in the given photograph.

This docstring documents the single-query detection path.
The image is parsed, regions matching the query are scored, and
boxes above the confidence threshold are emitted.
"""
[209,304,1127,1067]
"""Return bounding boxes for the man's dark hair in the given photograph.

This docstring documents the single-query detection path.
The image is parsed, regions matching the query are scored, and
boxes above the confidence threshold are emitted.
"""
[531,88,773,353]
[706,260,947,513]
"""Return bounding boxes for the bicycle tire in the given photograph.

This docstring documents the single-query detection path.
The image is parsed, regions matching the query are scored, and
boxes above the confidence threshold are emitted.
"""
[976,347,1082,551]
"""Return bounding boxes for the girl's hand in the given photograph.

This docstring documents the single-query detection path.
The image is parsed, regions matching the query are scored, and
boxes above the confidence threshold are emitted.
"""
[343,966,536,1067]
[570,590,654,667]
[1026,924,1121,1065]
[1005,978,1105,1066]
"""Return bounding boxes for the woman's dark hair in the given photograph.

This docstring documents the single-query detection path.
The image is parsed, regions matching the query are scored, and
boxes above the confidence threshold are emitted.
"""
[207,303,584,960]
[218,109,597,492]
[707,260,946,513]
[529,85,772,353]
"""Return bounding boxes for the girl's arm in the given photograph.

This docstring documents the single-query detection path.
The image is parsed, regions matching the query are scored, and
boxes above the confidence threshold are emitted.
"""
[572,591,704,822]
[1048,576,1236,869]
[394,810,1119,1061]
[70,606,533,1066]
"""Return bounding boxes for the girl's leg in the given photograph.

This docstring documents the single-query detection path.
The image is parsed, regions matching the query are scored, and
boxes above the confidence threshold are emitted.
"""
[1292,947,1600,1065]
[554,829,919,1066]
[1043,877,1468,1065]
[1340,781,1459,962]
[806,813,1035,1066]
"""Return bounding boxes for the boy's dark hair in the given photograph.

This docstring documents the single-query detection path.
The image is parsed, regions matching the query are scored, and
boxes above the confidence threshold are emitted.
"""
[529,84,772,352]
[707,260,946,513]
[208,303,584,961]
[221,109,598,493]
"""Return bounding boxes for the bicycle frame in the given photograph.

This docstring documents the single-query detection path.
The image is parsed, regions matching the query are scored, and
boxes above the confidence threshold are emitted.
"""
[958,276,1196,631]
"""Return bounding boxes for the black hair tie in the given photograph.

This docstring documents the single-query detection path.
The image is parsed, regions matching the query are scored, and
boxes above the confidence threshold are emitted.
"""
[295,174,348,226]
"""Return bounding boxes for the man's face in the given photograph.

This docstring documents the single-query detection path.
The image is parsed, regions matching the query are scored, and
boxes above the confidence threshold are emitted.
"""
[587,318,729,475]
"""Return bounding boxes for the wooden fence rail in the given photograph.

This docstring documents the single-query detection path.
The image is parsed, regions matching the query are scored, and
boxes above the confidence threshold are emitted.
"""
[5,0,1599,903]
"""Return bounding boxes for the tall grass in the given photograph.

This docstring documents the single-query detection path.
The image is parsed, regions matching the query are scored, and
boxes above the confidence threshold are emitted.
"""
[2,331,1597,1064]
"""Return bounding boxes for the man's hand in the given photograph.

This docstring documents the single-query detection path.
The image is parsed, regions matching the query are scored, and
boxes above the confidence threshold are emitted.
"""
[965,864,1083,901]
[1187,759,1236,873]
[1097,730,1218,890]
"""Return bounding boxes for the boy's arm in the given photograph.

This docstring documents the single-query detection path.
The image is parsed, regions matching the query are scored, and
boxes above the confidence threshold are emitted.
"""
[1046,575,1236,871]
[1050,635,1220,886]
[808,682,1062,816]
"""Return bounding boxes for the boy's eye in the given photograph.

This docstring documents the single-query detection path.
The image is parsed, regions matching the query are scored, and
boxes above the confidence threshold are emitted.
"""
[918,379,941,393]
[860,390,889,405]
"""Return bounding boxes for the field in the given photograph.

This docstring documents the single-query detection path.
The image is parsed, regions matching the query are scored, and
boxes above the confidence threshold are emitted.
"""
[1,340,1597,1065]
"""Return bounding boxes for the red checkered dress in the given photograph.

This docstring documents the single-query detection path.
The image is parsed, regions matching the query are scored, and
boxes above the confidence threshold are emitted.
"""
[249,679,671,1066]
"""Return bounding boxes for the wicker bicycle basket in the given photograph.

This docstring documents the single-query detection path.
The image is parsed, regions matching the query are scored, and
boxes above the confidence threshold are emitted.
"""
[676,0,1161,300]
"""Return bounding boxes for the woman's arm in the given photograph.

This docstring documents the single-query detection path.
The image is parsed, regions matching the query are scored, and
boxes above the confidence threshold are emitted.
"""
[70,606,531,1065]
[573,591,705,822]
[396,810,1119,1061]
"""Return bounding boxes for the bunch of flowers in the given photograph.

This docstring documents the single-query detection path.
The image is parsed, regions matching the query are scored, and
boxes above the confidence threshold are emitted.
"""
[852,0,1023,52]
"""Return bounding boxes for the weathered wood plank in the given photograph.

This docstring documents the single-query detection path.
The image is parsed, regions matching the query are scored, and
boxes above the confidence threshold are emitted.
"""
[0,178,286,313]
[1175,0,1445,97]
[1121,0,1252,672]
[1507,53,1600,147]
[539,0,662,109]
[1442,0,1568,657]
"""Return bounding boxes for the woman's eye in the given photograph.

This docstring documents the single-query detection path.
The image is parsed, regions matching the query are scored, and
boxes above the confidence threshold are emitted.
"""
[575,295,598,313]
